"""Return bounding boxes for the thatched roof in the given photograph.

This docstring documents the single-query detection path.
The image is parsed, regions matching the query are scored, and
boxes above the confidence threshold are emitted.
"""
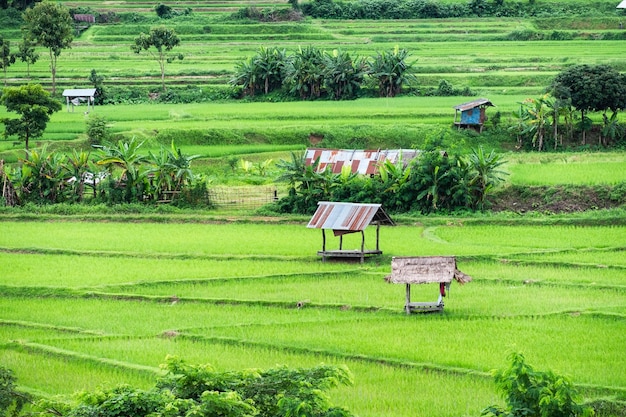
[385,256,472,284]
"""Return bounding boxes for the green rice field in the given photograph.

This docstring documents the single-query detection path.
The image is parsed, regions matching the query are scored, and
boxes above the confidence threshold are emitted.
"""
[1,218,625,416]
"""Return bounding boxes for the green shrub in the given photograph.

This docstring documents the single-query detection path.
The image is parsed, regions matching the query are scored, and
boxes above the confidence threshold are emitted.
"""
[85,114,110,146]
[482,352,593,417]
[0,366,31,417]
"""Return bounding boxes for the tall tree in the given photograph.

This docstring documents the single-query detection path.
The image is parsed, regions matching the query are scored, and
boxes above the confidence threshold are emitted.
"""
[0,83,62,151]
[0,37,16,86]
[15,36,39,78]
[131,26,183,92]
[22,2,74,95]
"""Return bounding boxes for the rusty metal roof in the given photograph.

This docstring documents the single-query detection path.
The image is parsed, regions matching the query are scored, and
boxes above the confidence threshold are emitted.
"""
[453,98,494,111]
[307,202,394,232]
[305,148,420,175]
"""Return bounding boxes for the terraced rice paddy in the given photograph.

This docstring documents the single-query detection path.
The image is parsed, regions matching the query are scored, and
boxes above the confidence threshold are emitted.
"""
[1,218,625,416]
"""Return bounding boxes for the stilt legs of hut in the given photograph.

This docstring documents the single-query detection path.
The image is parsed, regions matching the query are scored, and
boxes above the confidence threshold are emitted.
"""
[405,284,411,314]
[404,283,444,314]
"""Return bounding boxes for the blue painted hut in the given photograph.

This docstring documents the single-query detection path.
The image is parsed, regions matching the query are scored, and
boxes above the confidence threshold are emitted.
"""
[453,98,494,133]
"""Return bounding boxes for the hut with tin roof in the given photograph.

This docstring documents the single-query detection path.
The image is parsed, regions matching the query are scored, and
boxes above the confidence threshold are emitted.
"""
[307,201,394,263]
[62,88,97,113]
[453,98,494,133]
[386,256,472,313]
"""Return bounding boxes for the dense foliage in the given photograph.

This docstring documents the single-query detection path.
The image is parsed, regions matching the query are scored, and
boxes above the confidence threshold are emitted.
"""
[301,0,620,20]
[482,352,593,417]
[508,64,626,151]
[1,139,211,206]
[231,45,415,100]
[37,357,354,417]
[272,146,507,214]
[0,366,31,417]
[551,64,626,147]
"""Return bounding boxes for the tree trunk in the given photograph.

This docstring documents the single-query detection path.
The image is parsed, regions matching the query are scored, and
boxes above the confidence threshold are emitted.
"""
[50,49,57,95]
[581,110,586,145]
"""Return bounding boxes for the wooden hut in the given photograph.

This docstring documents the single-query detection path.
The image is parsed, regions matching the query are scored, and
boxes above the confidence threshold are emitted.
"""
[386,256,472,313]
[307,201,394,263]
[453,98,494,133]
[62,88,97,113]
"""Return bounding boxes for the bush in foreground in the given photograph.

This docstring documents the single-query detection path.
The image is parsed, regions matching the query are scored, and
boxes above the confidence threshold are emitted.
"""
[37,357,354,417]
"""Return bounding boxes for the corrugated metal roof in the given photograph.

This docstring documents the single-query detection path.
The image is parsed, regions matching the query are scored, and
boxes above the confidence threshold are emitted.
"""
[618,0,626,8]
[453,98,494,111]
[307,201,394,232]
[62,88,97,97]
[305,148,420,175]
[73,14,95,23]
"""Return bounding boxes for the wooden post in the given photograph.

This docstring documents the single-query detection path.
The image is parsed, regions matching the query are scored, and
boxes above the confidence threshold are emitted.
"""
[339,234,343,250]
[360,230,365,264]
[321,229,326,262]
[376,223,380,251]
[405,284,411,314]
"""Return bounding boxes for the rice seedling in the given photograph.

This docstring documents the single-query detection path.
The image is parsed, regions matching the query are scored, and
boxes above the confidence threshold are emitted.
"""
[0,252,355,287]
[0,348,156,395]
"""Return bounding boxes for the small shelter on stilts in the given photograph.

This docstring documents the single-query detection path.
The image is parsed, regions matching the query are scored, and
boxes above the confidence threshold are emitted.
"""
[386,256,472,313]
[62,88,97,113]
[307,201,395,263]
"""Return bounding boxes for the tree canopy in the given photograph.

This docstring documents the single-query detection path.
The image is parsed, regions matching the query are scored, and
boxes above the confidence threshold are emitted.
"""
[552,64,626,118]
[0,83,62,150]
[22,2,74,95]
[551,64,626,145]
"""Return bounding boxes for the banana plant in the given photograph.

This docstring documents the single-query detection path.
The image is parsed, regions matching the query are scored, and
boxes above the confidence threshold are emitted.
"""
[97,137,148,202]
[64,149,91,202]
